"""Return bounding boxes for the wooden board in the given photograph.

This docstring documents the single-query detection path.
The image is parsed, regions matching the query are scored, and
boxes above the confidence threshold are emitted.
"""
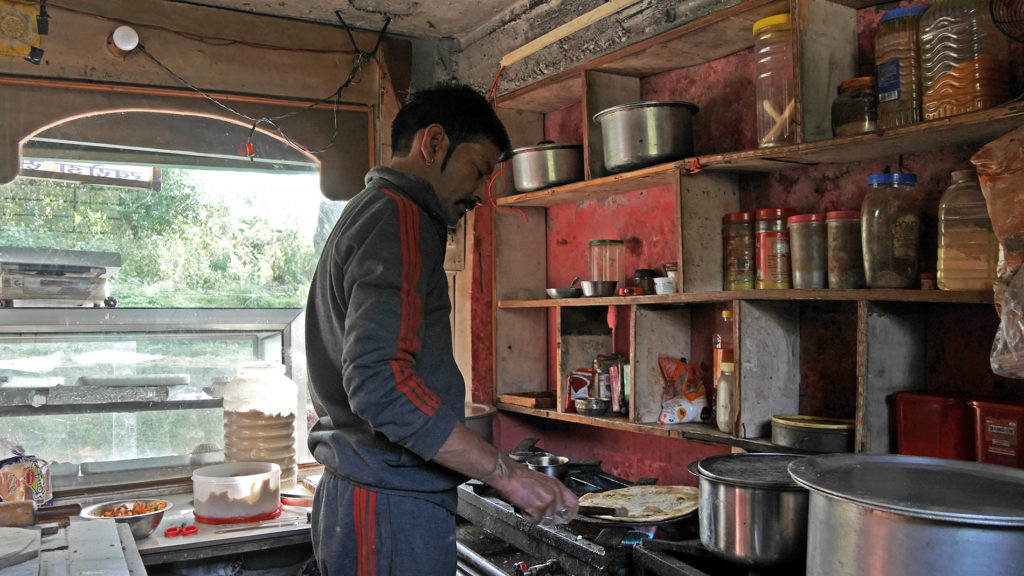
[584,71,640,180]
[496,392,557,409]
[0,528,40,570]
[632,306,692,424]
[67,520,130,576]
[737,301,800,438]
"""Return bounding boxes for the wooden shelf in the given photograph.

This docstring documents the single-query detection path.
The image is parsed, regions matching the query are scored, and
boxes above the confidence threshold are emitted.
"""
[496,402,812,453]
[496,102,1024,208]
[499,288,994,309]
[0,386,222,417]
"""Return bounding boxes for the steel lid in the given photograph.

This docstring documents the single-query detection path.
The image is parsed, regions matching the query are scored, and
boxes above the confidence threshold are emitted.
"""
[511,141,583,154]
[690,453,806,490]
[788,454,1024,527]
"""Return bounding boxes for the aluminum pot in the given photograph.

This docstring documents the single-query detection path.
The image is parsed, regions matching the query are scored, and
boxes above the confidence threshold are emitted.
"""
[789,453,1024,576]
[771,414,855,452]
[687,453,808,567]
[593,101,699,172]
[510,142,584,193]
[465,402,496,443]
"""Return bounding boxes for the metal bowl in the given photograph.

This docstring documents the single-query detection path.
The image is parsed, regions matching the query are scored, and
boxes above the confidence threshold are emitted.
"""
[581,280,617,297]
[526,455,569,480]
[575,397,610,416]
[80,499,171,540]
[546,287,583,299]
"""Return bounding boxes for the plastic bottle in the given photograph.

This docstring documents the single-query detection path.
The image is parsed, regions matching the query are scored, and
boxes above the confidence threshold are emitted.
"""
[715,362,736,434]
[713,309,734,386]
[875,6,927,129]
[223,361,298,488]
[788,213,828,289]
[756,208,796,289]
[723,212,756,290]
[937,170,998,290]
[920,0,1010,120]
[862,173,921,288]
[753,14,796,147]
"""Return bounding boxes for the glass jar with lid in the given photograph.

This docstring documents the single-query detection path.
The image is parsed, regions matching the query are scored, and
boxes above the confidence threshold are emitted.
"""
[588,239,625,285]
[862,173,921,288]
[753,13,795,148]
[788,213,828,289]
[831,76,877,137]
[937,170,999,290]
[875,6,927,129]
[722,211,755,290]
[826,211,865,289]
[756,208,796,289]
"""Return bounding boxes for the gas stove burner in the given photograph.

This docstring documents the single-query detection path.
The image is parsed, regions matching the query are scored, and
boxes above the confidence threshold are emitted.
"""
[634,538,807,576]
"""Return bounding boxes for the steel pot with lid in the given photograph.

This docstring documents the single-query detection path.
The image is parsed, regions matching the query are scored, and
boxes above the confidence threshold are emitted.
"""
[687,453,809,567]
[509,141,584,193]
[789,453,1024,576]
[593,101,699,173]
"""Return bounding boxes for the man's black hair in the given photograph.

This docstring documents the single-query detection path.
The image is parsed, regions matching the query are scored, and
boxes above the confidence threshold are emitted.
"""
[391,83,511,170]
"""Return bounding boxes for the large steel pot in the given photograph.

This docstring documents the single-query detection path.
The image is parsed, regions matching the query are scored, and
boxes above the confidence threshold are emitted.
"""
[509,142,583,193]
[789,454,1024,576]
[687,453,808,567]
[593,101,698,173]
[465,402,496,443]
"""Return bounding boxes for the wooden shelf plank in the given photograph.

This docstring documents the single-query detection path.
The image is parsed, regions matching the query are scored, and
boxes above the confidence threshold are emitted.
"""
[499,288,994,308]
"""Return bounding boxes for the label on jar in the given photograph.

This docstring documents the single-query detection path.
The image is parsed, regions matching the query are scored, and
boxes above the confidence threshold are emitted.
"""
[892,214,920,260]
[756,230,791,289]
[876,59,901,103]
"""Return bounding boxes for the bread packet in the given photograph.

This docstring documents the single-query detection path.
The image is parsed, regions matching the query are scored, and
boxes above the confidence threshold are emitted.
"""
[0,444,52,506]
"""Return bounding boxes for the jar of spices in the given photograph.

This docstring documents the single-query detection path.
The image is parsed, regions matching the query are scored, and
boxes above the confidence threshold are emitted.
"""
[722,211,755,290]
[875,6,927,129]
[826,211,865,289]
[831,76,877,137]
[756,208,796,289]
[753,14,796,148]
[788,213,828,289]
[632,268,658,295]
[588,239,625,285]
[862,173,921,288]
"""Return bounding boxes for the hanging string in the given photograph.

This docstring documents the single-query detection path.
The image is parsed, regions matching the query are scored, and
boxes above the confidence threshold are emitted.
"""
[482,65,528,221]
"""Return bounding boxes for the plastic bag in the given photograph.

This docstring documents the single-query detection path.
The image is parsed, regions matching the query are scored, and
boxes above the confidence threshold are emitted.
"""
[991,266,1024,377]
[971,125,1024,284]
[0,441,51,506]
[657,357,709,424]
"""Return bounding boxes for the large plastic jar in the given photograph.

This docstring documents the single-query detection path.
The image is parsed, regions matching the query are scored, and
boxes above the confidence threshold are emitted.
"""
[826,211,865,289]
[223,361,298,488]
[920,0,1010,120]
[937,169,998,290]
[588,239,625,285]
[875,6,927,130]
[722,212,755,290]
[753,14,795,148]
[788,213,828,289]
[831,76,877,137]
[862,173,921,288]
[756,208,796,289]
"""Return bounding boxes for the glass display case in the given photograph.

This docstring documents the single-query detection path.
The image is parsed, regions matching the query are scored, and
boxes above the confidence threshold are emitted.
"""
[0,307,306,490]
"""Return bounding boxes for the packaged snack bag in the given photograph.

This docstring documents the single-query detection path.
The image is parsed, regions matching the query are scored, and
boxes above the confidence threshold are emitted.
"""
[657,357,710,424]
[0,443,52,506]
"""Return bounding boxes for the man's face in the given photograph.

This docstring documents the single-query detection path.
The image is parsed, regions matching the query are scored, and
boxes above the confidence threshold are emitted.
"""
[432,140,501,226]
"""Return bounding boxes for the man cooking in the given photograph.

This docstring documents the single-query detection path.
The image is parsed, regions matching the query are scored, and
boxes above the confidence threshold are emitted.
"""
[305,83,578,575]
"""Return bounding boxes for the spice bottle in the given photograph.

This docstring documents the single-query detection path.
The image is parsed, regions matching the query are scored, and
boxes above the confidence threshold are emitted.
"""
[937,170,998,291]
[826,211,865,289]
[753,14,796,147]
[788,213,828,289]
[715,362,736,434]
[722,211,755,290]
[756,208,796,289]
[713,309,735,385]
[875,6,927,129]
[862,173,921,288]
[920,0,1009,120]
[831,77,877,137]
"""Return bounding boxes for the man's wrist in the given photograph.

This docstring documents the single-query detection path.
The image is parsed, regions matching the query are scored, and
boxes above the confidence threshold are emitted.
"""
[477,452,508,484]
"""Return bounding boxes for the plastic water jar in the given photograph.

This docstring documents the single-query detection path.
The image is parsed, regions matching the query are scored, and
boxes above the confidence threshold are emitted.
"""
[223,361,298,488]
[937,170,998,291]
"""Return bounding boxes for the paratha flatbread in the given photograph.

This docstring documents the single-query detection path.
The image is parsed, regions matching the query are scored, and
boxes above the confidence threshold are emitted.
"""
[578,485,699,523]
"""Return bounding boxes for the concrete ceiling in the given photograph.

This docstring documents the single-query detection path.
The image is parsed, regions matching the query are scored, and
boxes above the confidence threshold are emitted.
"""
[177,0,533,42]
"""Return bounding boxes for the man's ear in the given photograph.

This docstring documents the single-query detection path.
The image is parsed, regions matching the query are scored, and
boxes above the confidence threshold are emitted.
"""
[419,124,447,166]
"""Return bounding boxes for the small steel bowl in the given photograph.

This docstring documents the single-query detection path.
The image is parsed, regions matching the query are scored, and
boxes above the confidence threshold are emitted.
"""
[80,499,171,540]
[547,287,583,299]
[581,280,618,297]
[575,397,611,416]
[526,455,569,480]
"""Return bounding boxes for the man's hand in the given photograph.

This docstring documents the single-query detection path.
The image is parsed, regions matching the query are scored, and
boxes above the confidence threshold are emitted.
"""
[486,454,579,524]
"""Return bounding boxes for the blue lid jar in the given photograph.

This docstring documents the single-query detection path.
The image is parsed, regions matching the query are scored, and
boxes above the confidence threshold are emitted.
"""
[868,172,917,186]
[880,6,927,23]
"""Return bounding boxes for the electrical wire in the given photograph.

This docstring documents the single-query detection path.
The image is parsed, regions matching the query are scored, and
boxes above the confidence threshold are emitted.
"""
[483,65,528,221]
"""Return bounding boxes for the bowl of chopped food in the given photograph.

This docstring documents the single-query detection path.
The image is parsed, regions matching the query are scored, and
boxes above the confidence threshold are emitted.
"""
[80,499,171,539]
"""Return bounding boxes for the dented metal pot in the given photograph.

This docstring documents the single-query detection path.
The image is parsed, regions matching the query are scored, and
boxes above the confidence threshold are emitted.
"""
[510,142,584,193]
[593,101,698,172]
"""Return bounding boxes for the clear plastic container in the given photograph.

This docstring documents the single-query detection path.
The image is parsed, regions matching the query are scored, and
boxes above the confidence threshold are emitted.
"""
[223,361,298,488]
[192,461,282,523]
[753,14,795,148]
[715,362,736,434]
[588,239,625,285]
[756,208,796,289]
[875,6,927,129]
[826,211,865,289]
[788,213,828,289]
[722,211,755,290]
[937,169,998,290]
[862,173,921,288]
[920,0,1010,120]
[831,76,877,137]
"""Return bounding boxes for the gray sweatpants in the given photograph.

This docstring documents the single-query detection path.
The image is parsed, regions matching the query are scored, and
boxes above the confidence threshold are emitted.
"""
[311,471,456,576]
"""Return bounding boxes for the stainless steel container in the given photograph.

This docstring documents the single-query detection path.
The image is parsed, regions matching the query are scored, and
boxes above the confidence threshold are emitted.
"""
[510,142,584,192]
[789,454,1024,576]
[593,101,699,172]
[688,453,809,567]
[771,414,855,452]
[465,402,496,443]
